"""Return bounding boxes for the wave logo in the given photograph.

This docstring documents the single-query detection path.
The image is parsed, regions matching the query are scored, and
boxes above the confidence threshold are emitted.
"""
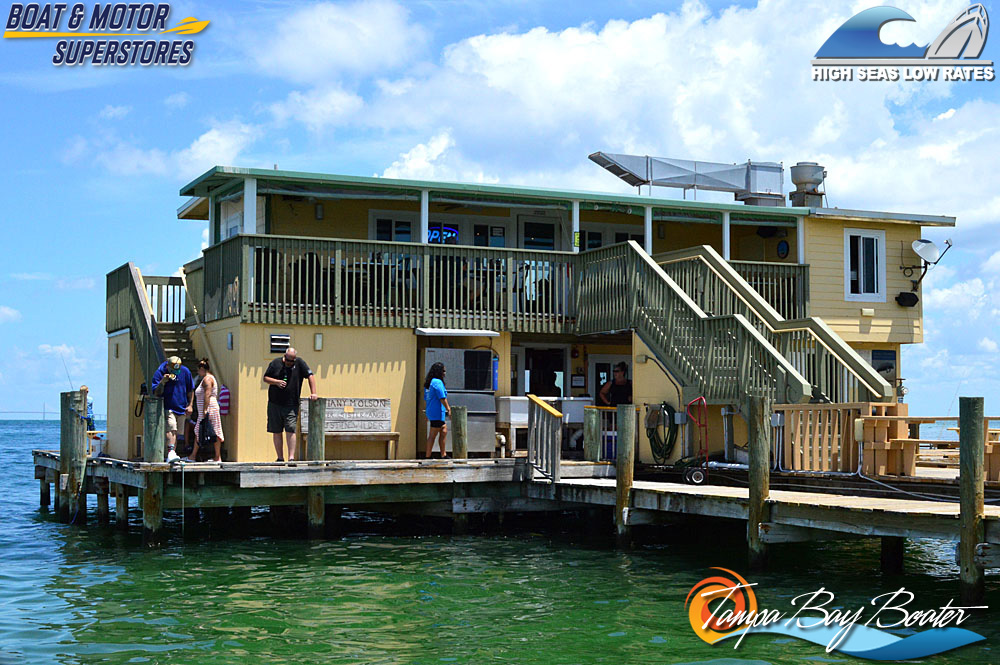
[685,569,988,660]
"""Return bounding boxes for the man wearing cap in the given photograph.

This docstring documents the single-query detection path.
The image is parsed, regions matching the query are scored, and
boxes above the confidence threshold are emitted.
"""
[151,356,195,462]
[263,347,318,462]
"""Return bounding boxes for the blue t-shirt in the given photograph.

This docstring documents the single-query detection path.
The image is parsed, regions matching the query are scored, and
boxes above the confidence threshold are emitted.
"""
[150,362,195,415]
[424,378,447,421]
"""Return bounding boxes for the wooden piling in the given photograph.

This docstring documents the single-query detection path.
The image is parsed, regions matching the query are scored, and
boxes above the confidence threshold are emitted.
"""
[60,390,88,524]
[747,395,771,570]
[583,408,600,462]
[452,406,468,459]
[40,478,50,508]
[958,396,985,604]
[96,480,110,524]
[306,398,326,538]
[114,483,129,530]
[142,396,165,546]
[880,536,904,574]
[615,403,635,548]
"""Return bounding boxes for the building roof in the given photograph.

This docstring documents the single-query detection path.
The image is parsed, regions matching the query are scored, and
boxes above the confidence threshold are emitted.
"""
[177,165,956,227]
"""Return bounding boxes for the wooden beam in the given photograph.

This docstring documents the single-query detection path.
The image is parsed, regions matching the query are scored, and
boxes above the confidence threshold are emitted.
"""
[451,496,584,513]
[237,463,522,488]
[452,406,468,459]
[959,396,986,604]
[583,408,600,462]
[748,396,771,569]
[40,478,50,508]
[306,398,326,538]
[758,522,864,544]
[61,390,89,525]
[96,480,110,524]
[615,403,636,548]
[114,483,129,530]
[142,396,166,546]
[627,508,683,526]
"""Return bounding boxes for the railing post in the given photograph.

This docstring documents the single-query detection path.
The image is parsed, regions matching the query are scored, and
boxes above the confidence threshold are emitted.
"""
[583,408,600,462]
[452,406,469,459]
[748,395,771,570]
[306,398,327,538]
[615,403,635,548]
[551,419,562,483]
[142,396,165,547]
[59,390,88,525]
[958,396,985,604]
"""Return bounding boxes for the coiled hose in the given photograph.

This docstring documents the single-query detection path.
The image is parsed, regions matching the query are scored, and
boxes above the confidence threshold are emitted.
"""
[645,402,678,465]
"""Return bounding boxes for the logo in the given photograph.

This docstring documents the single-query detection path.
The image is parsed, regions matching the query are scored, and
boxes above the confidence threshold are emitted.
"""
[686,568,987,660]
[813,4,994,82]
[4,3,210,66]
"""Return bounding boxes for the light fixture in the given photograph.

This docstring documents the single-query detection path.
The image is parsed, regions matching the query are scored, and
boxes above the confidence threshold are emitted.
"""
[314,333,323,351]
[315,203,324,220]
[900,238,953,291]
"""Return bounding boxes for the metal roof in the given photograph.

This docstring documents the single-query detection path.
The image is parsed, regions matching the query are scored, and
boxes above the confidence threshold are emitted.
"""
[177,165,956,227]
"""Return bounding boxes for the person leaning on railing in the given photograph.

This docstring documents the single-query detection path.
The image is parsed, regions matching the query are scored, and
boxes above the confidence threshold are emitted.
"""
[599,361,633,407]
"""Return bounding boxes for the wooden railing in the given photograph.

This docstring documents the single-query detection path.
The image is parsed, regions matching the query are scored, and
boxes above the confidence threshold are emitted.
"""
[577,242,811,405]
[144,276,185,325]
[774,403,866,473]
[527,394,563,481]
[201,234,576,333]
[730,260,809,319]
[106,262,165,383]
[655,246,892,403]
[182,257,204,325]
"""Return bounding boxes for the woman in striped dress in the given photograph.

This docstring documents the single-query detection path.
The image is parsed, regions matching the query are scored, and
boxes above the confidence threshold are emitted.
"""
[184,358,224,462]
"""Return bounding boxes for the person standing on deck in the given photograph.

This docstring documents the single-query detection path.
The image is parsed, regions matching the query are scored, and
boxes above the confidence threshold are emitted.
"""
[423,362,451,459]
[598,361,632,407]
[184,358,224,462]
[150,356,194,463]
[264,348,318,462]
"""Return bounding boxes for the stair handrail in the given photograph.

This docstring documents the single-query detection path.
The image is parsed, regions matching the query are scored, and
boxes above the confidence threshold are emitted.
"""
[107,262,166,383]
[179,268,225,387]
[653,245,893,401]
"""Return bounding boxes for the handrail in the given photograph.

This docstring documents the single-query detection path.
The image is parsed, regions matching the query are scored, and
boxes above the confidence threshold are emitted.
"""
[528,394,563,419]
[577,242,812,405]
[526,394,562,481]
[654,245,892,402]
[106,262,166,383]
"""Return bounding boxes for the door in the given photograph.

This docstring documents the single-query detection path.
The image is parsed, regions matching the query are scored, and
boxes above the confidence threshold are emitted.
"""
[588,353,630,402]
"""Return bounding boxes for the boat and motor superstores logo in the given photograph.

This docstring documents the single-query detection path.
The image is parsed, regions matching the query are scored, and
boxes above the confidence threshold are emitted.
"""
[686,568,988,660]
[3,3,209,66]
[813,3,994,82]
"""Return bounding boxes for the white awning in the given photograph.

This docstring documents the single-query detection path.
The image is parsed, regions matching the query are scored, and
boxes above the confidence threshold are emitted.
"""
[415,328,499,337]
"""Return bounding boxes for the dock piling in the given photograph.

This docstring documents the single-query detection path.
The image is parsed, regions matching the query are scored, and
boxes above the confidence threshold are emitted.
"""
[59,390,88,524]
[880,536,905,574]
[306,398,327,538]
[958,396,985,604]
[452,406,468,459]
[615,403,636,548]
[96,479,110,524]
[748,395,771,570]
[114,483,129,529]
[142,396,165,546]
[583,408,600,462]
[40,478,50,509]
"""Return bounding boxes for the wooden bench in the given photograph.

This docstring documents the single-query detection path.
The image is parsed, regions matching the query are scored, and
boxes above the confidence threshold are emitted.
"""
[301,398,398,460]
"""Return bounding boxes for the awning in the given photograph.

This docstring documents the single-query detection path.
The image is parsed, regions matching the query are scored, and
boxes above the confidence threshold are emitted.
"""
[415,328,499,337]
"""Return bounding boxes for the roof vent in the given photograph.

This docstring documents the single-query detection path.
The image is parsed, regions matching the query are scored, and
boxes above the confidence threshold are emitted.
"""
[589,152,785,206]
[789,162,826,207]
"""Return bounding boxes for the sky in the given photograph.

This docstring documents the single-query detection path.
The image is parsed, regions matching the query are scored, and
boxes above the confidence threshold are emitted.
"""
[0,0,998,419]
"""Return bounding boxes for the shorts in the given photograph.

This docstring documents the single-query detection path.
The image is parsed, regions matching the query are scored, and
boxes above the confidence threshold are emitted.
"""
[267,402,298,433]
[165,411,186,433]
[429,419,445,428]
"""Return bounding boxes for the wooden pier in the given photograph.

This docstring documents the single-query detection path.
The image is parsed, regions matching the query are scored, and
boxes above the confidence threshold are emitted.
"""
[34,392,1000,604]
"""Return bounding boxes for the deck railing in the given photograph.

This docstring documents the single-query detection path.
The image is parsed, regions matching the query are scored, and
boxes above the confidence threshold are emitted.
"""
[527,394,563,481]
[774,402,867,473]
[106,262,165,382]
[201,234,576,333]
[655,246,892,403]
[730,260,809,319]
[144,276,186,325]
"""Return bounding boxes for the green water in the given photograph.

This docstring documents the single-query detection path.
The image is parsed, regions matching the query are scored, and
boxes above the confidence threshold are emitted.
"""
[2,420,998,664]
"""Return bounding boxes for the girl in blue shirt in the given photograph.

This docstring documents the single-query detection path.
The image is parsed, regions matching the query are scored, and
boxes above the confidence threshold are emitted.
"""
[423,362,451,458]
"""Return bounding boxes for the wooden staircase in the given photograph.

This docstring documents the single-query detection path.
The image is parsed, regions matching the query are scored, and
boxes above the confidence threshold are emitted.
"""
[155,322,198,372]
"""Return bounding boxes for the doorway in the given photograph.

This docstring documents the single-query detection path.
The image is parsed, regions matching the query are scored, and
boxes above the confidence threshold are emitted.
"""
[588,353,631,404]
[514,345,569,397]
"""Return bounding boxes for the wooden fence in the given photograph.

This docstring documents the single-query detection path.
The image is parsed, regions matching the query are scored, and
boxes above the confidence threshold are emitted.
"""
[527,394,562,481]
[730,260,809,320]
[774,403,867,473]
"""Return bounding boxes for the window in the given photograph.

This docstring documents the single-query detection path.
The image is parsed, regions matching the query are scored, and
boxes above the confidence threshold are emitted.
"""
[844,229,886,302]
[474,224,506,248]
[582,230,604,250]
[375,218,412,242]
[615,231,644,245]
[523,221,556,250]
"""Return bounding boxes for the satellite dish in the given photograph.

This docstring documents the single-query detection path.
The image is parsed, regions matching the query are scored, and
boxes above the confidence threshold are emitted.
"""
[912,239,941,264]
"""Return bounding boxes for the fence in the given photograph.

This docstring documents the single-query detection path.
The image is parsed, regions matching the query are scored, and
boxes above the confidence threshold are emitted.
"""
[106,262,165,383]
[527,394,562,481]
[773,402,867,473]
[144,276,185,325]
[730,260,809,320]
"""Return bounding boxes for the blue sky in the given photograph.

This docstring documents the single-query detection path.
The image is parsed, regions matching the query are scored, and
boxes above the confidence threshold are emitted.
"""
[1,0,998,418]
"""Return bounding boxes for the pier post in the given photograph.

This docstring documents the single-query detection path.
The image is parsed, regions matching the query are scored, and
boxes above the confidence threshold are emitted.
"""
[880,537,905,574]
[96,480,110,524]
[958,396,985,604]
[306,398,327,538]
[114,483,129,530]
[452,406,468,459]
[747,396,771,570]
[60,390,88,525]
[40,478,50,509]
[583,408,600,462]
[615,403,636,548]
[142,396,165,547]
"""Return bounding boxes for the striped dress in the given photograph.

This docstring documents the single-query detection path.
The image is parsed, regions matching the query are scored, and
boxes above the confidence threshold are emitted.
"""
[195,374,224,445]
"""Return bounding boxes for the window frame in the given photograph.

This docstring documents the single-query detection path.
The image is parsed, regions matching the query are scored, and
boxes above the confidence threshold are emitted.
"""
[843,228,886,303]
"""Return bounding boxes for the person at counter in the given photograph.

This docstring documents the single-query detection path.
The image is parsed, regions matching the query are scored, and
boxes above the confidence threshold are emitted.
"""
[599,362,632,407]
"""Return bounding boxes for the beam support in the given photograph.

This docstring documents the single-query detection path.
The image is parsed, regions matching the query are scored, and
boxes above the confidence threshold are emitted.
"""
[142,396,165,546]
[452,406,468,459]
[796,216,805,263]
[572,200,580,253]
[958,396,985,604]
[114,483,129,530]
[306,398,327,538]
[243,177,257,234]
[748,395,771,570]
[722,211,731,260]
[644,205,653,254]
[420,189,429,244]
[615,403,636,548]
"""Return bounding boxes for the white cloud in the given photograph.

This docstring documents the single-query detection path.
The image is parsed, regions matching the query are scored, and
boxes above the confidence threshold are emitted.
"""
[924,278,987,316]
[98,104,130,120]
[164,92,190,109]
[253,0,427,84]
[270,86,364,132]
[11,272,52,281]
[934,108,956,121]
[978,338,999,353]
[982,251,1000,274]
[174,121,260,177]
[0,306,21,323]
[55,277,96,290]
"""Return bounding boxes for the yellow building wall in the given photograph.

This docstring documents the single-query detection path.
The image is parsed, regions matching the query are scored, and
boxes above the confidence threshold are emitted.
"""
[651,221,723,254]
[188,318,242,458]
[106,331,145,460]
[237,324,418,461]
[804,218,922,344]
[729,225,799,263]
